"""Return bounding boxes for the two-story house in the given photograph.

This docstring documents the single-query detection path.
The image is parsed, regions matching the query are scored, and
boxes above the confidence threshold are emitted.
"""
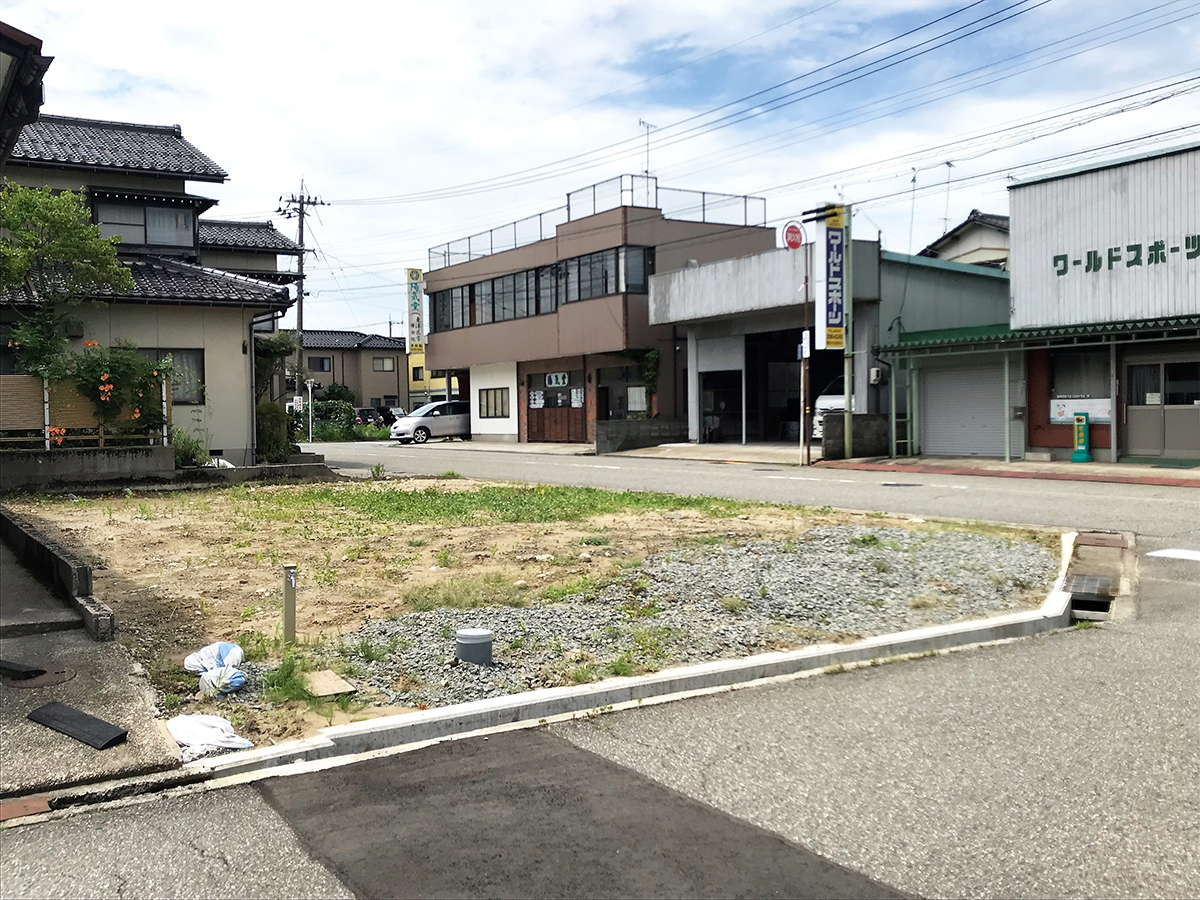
[424,175,775,443]
[1,114,294,465]
[291,329,409,411]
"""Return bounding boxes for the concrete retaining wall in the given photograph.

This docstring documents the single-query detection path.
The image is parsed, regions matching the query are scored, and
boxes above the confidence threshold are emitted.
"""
[822,414,889,460]
[0,446,175,492]
[0,506,114,641]
[595,419,688,455]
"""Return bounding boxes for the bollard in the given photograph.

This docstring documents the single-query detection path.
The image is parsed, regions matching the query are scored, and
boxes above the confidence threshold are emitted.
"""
[283,564,297,646]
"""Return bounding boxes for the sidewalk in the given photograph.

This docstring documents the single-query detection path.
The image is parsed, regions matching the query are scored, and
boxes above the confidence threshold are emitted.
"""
[377,437,1200,487]
[0,546,179,801]
[818,454,1200,488]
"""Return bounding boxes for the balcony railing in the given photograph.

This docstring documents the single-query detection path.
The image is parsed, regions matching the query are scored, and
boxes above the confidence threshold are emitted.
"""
[428,175,766,271]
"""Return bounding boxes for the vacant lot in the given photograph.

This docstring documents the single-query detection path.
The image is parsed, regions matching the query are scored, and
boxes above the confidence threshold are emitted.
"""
[6,477,1059,741]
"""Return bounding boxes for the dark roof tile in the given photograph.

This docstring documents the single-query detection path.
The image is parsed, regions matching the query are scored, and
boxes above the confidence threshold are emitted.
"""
[296,330,407,351]
[10,114,227,181]
[199,219,301,253]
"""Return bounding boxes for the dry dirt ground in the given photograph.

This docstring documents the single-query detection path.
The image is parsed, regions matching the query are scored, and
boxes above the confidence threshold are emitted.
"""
[5,476,1057,743]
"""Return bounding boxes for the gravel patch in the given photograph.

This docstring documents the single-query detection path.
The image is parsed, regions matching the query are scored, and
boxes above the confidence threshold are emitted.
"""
[244,525,1058,711]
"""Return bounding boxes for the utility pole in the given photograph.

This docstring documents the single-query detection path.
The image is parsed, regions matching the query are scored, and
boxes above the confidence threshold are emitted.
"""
[277,183,327,388]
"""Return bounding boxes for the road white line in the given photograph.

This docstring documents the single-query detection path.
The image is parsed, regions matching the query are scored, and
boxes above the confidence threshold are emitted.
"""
[1147,549,1200,562]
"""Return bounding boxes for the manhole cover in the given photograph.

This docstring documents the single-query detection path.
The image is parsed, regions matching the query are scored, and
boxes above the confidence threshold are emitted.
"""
[3,668,76,689]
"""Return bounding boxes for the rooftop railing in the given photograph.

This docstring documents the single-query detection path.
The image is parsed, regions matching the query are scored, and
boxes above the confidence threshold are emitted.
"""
[428,175,766,271]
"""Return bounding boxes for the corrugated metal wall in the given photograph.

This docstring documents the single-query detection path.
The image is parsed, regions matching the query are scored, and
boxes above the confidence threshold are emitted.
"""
[1010,147,1199,328]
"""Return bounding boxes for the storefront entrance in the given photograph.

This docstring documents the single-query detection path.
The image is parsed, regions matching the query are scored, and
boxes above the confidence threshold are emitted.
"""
[1124,355,1200,458]
[526,369,586,442]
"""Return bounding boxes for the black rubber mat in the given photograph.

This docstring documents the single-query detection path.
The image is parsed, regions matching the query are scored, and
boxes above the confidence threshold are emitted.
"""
[0,660,46,680]
[27,701,127,750]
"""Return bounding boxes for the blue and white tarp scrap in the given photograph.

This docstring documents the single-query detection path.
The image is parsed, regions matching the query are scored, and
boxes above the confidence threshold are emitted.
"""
[183,641,246,695]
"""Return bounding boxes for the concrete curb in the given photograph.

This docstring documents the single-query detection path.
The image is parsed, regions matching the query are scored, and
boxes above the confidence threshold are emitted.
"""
[192,531,1078,779]
[0,505,114,641]
[818,459,1200,488]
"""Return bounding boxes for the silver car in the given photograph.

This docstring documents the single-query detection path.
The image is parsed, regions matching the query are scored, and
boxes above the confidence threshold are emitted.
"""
[390,401,470,444]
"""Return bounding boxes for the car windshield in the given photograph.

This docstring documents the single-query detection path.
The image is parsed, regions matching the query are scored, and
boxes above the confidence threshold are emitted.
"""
[408,403,441,417]
[819,377,844,396]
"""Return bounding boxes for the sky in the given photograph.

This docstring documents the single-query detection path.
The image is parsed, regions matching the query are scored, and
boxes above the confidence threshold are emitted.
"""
[6,0,1199,334]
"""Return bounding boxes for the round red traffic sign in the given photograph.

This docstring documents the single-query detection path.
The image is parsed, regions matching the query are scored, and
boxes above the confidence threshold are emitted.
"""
[783,221,804,249]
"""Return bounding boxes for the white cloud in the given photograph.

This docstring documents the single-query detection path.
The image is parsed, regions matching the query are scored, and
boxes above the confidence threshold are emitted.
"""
[4,0,1196,330]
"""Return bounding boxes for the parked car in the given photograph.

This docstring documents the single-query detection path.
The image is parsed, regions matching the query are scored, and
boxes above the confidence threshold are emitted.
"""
[390,401,470,444]
[355,408,384,427]
[811,376,855,440]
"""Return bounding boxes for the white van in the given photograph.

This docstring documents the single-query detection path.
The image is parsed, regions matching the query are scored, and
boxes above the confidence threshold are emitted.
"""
[390,401,470,444]
[811,376,855,440]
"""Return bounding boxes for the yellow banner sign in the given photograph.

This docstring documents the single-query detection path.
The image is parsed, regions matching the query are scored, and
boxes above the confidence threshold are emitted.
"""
[825,326,845,350]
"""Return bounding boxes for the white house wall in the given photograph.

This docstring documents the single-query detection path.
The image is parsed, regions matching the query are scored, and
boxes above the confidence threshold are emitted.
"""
[76,304,256,465]
[469,361,518,441]
[1009,146,1199,328]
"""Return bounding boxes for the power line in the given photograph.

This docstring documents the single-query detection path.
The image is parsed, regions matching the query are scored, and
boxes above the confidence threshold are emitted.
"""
[329,1,1008,205]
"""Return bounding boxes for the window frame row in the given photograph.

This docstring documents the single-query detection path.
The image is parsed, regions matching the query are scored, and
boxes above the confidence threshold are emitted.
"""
[431,246,654,333]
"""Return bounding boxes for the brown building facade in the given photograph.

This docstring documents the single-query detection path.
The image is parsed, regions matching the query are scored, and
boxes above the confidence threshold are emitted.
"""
[425,180,775,443]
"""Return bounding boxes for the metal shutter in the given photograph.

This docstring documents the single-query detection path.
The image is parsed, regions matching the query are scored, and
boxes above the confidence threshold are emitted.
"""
[921,365,1006,457]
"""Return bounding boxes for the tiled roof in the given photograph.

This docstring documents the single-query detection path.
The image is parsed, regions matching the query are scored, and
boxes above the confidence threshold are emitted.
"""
[296,330,407,351]
[10,114,228,181]
[3,256,291,310]
[919,209,1010,257]
[199,219,301,253]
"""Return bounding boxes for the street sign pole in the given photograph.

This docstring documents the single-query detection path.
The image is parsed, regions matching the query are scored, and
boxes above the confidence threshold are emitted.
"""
[843,206,854,462]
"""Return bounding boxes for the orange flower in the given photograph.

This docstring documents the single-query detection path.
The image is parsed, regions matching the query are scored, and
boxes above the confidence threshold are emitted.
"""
[84,339,99,348]
[100,373,110,381]
[133,409,141,418]
[153,370,158,376]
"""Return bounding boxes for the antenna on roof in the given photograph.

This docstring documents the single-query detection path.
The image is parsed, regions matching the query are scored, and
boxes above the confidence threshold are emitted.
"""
[940,161,955,235]
[638,119,657,177]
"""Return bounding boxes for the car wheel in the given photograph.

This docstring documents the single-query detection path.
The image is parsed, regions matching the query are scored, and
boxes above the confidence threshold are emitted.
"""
[413,427,430,444]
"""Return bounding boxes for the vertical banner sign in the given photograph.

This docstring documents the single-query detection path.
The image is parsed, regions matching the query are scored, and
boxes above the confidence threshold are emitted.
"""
[824,206,845,350]
[406,268,423,349]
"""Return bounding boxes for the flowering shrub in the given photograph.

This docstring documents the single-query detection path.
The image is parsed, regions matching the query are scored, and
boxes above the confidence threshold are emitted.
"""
[69,341,172,431]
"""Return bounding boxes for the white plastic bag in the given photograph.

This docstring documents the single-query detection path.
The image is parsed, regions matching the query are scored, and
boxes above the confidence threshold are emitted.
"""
[198,665,246,697]
[184,641,244,674]
[166,713,253,749]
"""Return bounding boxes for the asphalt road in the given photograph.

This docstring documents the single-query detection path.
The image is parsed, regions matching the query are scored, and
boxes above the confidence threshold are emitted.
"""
[308,441,1200,549]
[257,728,907,899]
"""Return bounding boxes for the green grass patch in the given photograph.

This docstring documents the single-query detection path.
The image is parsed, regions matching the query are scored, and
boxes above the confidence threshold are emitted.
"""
[851,534,882,549]
[263,652,313,703]
[579,535,611,546]
[607,652,636,677]
[540,574,603,603]
[719,595,748,612]
[400,572,529,612]
[249,483,751,526]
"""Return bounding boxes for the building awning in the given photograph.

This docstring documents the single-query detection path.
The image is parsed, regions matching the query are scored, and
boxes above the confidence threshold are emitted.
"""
[878,317,1200,356]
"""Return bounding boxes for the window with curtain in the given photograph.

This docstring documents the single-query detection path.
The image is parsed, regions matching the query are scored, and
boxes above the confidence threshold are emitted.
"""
[140,348,205,404]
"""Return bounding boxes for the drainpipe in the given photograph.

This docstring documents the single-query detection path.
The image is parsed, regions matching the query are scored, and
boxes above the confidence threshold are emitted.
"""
[43,377,50,450]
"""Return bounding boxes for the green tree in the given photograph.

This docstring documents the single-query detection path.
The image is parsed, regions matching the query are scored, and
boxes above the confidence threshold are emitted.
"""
[254,332,296,402]
[1,184,133,375]
[323,382,356,404]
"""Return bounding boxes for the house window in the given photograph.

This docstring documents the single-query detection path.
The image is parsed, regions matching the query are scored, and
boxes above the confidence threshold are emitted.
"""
[412,366,424,381]
[140,348,205,404]
[370,397,382,407]
[372,357,395,372]
[308,356,332,372]
[96,203,194,247]
[479,387,510,418]
[431,369,447,378]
